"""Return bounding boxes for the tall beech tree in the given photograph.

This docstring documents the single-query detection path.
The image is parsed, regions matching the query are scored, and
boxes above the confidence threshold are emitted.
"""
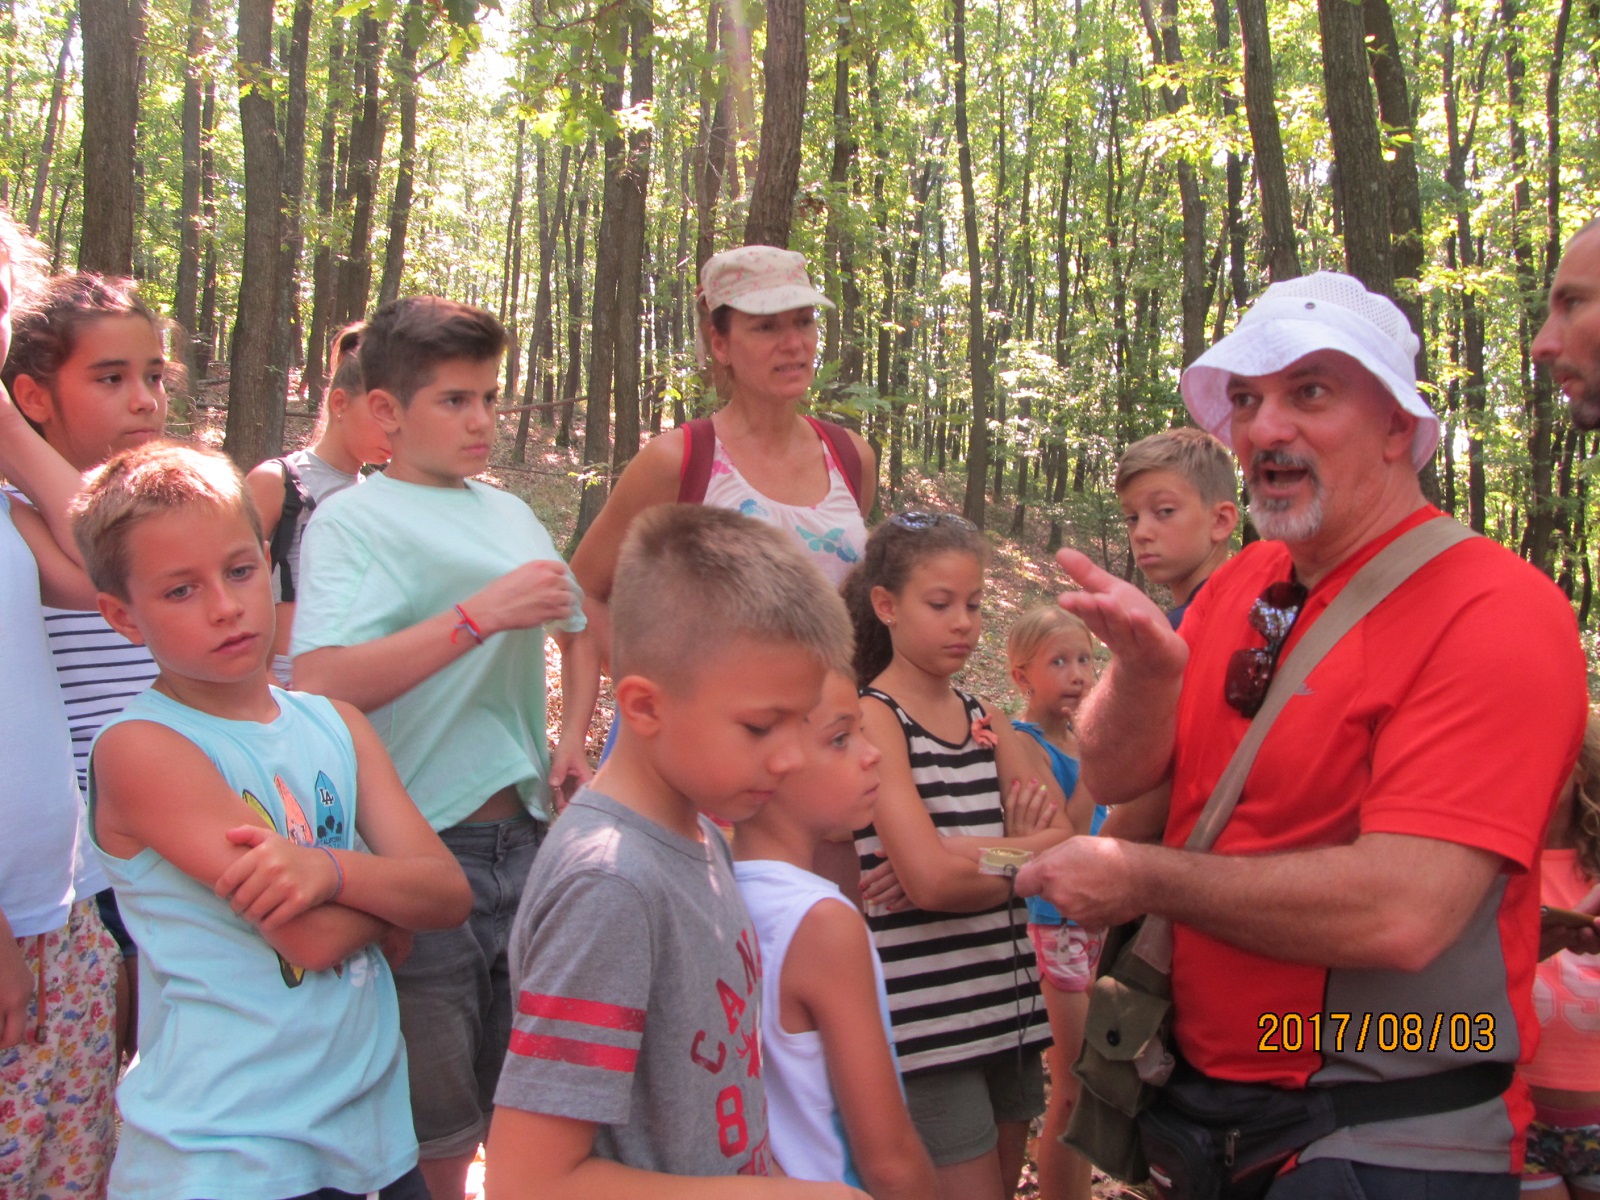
[224,0,284,468]
[743,0,804,246]
[79,0,142,273]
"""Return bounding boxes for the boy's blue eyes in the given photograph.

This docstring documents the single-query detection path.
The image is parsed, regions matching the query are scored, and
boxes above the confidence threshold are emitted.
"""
[164,563,255,597]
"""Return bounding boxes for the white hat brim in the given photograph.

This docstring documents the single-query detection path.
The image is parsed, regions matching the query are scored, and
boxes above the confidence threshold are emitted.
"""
[1180,317,1440,470]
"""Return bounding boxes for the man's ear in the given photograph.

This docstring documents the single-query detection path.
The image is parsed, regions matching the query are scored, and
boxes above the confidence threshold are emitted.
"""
[1385,407,1420,465]
[98,591,146,647]
[615,674,664,737]
[11,373,54,427]
[367,388,404,435]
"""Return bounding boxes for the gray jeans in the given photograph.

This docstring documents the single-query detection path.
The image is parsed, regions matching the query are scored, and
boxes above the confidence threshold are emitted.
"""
[393,812,545,1159]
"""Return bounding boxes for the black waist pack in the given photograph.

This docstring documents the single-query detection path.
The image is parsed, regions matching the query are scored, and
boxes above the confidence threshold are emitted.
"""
[1136,1060,1514,1200]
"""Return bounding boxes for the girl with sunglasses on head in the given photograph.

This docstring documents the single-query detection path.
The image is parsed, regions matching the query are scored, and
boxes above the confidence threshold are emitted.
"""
[842,513,1073,1200]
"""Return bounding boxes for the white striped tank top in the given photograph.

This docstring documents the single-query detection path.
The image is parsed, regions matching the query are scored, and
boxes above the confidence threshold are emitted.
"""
[854,687,1050,1075]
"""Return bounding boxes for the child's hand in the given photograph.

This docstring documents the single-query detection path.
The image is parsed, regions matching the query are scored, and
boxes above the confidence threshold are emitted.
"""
[379,925,415,970]
[860,858,915,915]
[548,741,592,815]
[0,934,34,1049]
[1003,777,1056,836]
[467,560,575,636]
[1540,882,1600,960]
[215,826,341,929]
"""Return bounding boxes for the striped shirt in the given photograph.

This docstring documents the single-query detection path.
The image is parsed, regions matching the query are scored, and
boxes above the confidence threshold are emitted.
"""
[855,687,1049,1075]
[43,607,160,790]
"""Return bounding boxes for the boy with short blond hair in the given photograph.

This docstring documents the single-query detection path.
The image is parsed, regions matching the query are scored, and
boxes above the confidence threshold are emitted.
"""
[1114,426,1239,628]
[77,440,471,1199]
[291,295,600,1200]
[486,505,866,1200]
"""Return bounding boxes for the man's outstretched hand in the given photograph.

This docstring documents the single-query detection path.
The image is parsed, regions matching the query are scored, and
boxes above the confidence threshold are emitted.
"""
[1056,548,1188,682]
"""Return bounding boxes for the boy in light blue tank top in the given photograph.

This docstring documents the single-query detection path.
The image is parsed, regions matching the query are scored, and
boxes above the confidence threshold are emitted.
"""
[74,441,472,1200]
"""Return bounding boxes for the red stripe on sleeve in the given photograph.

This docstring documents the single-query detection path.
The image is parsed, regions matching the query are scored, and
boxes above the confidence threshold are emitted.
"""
[508,1030,639,1073]
[518,991,647,1032]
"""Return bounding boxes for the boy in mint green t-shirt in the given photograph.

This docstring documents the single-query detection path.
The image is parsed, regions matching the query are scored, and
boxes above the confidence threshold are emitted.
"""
[292,295,599,1200]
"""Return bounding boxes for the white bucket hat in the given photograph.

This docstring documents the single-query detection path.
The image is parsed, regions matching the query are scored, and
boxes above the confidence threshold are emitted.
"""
[700,245,835,315]
[1180,272,1440,470]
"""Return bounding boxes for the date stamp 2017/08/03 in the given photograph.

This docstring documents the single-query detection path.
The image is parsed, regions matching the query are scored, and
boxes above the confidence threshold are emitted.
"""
[1257,1012,1496,1054]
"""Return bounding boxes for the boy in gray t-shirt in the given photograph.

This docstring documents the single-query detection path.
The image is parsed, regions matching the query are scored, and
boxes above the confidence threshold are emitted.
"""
[488,506,866,1199]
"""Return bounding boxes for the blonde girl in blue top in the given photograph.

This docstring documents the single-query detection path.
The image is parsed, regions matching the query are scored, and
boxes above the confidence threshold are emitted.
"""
[1005,605,1103,1200]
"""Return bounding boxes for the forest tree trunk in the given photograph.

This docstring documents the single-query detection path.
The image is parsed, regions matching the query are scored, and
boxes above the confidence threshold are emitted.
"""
[574,58,627,539]
[224,0,285,468]
[270,0,311,413]
[1237,0,1299,281]
[1362,0,1422,315]
[27,12,75,235]
[953,0,989,525]
[333,14,384,328]
[173,0,205,380]
[1317,0,1391,293]
[694,0,732,272]
[743,0,804,247]
[78,0,143,274]
[1140,0,1207,365]
[611,1,654,477]
[302,20,345,403]
[378,0,424,308]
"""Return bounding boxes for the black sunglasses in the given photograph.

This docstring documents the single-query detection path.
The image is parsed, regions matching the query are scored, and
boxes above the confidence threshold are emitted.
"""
[888,510,978,532]
[1224,579,1308,718]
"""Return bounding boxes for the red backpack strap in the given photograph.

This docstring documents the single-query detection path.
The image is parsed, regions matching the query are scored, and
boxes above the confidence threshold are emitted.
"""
[804,415,864,506]
[678,416,717,503]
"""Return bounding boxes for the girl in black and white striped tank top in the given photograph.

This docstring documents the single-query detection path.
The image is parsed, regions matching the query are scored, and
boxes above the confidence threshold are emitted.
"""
[842,512,1072,1187]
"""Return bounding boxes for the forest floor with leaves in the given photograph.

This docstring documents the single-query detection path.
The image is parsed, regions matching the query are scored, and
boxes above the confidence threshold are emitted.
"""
[237,399,1151,1200]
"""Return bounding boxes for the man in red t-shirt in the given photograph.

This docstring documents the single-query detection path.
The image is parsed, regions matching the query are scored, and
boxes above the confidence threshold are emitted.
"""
[1019,273,1588,1198]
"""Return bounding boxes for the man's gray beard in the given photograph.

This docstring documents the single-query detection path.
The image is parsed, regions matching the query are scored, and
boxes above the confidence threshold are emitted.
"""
[1249,490,1324,544]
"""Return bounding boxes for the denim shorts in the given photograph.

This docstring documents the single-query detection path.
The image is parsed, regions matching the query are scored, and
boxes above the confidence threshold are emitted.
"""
[902,1048,1045,1166]
[393,813,544,1159]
